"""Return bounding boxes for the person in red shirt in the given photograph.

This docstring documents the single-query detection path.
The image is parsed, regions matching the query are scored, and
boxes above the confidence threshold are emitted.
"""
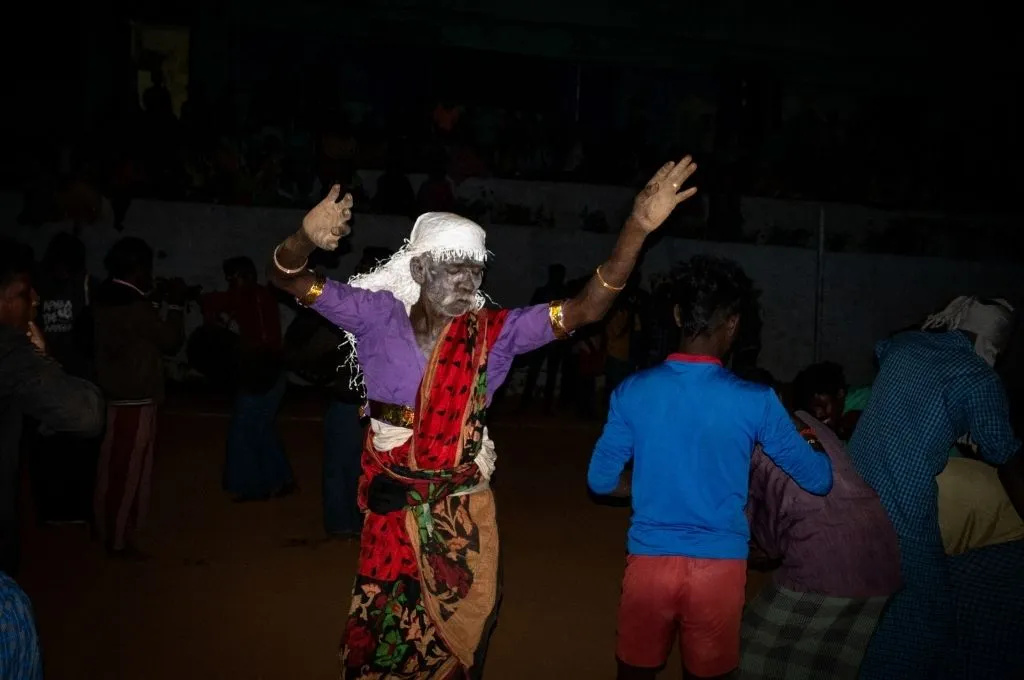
[202,257,293,501]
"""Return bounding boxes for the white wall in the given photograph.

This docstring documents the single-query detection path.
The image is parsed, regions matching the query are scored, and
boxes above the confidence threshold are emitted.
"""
[359,172,1012,256]
[3,192,1022,386]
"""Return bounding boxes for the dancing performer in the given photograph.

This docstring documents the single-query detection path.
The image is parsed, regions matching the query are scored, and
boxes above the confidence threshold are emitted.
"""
[268,157,699,678]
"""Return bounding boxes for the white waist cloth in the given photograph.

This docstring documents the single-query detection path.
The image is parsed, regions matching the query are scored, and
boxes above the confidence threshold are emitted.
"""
[369,418,496,497]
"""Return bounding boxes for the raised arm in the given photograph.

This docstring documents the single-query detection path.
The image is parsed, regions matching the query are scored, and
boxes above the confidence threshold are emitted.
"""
[267,185,354,299]
[266,187,394,335]
[561,156,698,332]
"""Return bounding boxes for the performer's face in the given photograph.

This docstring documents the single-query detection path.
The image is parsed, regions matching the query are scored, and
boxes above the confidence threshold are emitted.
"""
[412,254,484,318]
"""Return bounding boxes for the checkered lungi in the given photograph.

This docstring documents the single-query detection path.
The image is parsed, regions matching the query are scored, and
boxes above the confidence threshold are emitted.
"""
[739,582,888,679]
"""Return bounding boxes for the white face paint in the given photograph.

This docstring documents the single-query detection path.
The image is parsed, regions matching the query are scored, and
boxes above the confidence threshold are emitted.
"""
[410,254,485,318]
[422,256,484,318]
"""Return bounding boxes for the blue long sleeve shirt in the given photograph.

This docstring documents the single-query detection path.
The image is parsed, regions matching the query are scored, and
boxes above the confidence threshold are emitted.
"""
[588,354,833,559]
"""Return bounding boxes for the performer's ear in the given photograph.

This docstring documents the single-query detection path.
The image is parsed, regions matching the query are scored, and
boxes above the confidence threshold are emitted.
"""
[410,255,427,284]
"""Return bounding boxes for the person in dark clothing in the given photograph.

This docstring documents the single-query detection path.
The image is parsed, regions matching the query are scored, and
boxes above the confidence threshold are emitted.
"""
[283,248,391,538]
[0,238,104,574]
[35,233,95,377]
[202,257,292,502]
[31,233,102,524]
[522,264,568,412]
[30,231,100,522]
[92,237,185,557]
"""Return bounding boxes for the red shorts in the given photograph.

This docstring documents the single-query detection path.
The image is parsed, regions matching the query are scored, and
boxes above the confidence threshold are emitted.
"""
[616,555,746,677]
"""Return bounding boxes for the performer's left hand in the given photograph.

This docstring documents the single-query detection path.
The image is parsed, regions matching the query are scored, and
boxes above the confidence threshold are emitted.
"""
[629,155,698,233]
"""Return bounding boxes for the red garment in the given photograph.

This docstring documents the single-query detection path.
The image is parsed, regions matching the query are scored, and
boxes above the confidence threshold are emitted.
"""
[617,555,747,676]
[356,308,509,582]
[95,403,158,551]
[201,286,282,350]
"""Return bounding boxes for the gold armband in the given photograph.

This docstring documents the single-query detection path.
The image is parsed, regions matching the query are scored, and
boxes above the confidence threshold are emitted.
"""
[297,273,327,306]
[549,300,572,340]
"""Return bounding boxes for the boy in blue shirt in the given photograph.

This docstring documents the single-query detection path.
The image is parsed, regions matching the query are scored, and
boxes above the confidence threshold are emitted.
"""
[588,256,833,680]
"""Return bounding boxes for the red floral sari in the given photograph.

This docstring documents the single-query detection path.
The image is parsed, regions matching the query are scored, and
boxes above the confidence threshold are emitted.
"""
[340,308,509,679]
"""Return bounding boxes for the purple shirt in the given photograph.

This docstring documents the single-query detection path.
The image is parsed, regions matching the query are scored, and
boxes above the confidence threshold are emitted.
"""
[747,411,902,598]
[311,280,555,406]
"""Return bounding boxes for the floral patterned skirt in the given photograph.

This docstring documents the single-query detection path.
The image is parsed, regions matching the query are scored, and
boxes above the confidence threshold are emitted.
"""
[341,574,463,679]
[339,494,500,679]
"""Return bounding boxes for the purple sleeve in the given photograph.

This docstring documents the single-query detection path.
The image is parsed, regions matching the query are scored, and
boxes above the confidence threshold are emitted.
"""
[309,280,400,339]
[492,304,556,358]
[747,447,784,561]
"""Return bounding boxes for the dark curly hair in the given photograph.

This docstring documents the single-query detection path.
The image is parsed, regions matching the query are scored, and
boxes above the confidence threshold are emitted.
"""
[670,255,756,340]
[792,361,846,412]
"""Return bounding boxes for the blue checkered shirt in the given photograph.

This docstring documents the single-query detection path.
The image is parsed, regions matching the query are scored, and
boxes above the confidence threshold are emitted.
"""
[848,331,1021,679]
[0,572,42,680]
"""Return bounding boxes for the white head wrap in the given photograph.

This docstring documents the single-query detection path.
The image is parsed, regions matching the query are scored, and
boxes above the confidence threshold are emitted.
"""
[922,296,1015,366]
[337,212,490,389]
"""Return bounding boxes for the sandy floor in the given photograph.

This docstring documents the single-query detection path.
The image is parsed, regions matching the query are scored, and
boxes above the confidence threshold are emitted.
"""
[18,390,767,679]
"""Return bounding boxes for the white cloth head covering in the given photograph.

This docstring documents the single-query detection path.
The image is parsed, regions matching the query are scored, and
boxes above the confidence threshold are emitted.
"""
[922,296,1015,366]
[336,212,490,389]
[348,212,488,313]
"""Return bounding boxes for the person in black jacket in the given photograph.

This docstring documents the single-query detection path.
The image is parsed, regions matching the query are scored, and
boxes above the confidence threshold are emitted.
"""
[0,238,104,574]
[30,232,101,524]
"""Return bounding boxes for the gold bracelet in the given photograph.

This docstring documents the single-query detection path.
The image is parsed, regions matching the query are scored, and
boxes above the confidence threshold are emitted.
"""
[274,243,308,275]
[595,265,626,292]
[297,273,327,306]
[548,300,572,340]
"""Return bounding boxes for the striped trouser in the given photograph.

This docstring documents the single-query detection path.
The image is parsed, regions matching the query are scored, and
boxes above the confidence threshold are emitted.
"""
[94,401,157,551]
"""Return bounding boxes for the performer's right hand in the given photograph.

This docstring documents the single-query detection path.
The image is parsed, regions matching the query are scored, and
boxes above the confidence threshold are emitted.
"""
[367,475,410,515]
[301,184,353,251]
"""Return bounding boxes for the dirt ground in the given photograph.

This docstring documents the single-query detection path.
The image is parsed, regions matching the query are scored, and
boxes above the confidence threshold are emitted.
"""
[18,390,767,680]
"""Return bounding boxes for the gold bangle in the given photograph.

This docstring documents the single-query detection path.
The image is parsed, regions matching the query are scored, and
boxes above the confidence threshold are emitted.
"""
[297,273,327,306]
[595,265,626,292]
[548,300,572,340]
[274,243,308,275]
